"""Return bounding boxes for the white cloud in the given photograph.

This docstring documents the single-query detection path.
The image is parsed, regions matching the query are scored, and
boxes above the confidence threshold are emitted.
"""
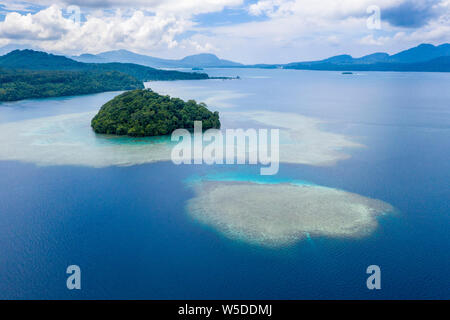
[248,0,400,19]
[0,5,197,54]
[10,0,243,16]
[0,6,72,40]
[180,39,217,52]
[391,1,450,43]
[359,34,389,46]
[0,1,245,55]
[194,0,450,62]
[0,0,449,62]
[0,38,10,47]
[0,1,37,12]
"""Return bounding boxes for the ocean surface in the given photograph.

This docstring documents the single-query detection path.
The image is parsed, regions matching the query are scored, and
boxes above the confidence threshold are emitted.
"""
[0,68,449,299]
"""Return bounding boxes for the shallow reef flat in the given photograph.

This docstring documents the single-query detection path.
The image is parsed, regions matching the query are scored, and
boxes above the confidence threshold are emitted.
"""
[224,111,364,166]
[0,109,362,167]
[187,181,394,247]
[0,112,174,167]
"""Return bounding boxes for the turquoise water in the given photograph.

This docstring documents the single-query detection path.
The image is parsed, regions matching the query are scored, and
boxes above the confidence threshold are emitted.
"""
[184,169,315,187]
[0,69,449,299]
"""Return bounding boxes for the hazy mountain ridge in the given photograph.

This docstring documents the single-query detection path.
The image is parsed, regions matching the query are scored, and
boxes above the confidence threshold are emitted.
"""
[72,50,242,68]
[281,56,450,72]
[280,43,450,71]
[1,43,449,72]
[285,43,450,66]
[71,43,450,72]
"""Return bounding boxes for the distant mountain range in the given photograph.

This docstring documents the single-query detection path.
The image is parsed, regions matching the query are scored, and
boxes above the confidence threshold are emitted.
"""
[72,50,243,68]
[1,43,449,72]
[280,56,450,72]
[251,43,450,72]
[291,43,450,65]
[69,43,450,72]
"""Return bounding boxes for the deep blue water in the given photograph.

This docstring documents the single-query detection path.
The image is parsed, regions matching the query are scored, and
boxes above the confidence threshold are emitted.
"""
[0,69,449,299]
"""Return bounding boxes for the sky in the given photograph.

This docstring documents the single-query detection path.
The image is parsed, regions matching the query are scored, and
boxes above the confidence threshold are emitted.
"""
[0,0,449,63]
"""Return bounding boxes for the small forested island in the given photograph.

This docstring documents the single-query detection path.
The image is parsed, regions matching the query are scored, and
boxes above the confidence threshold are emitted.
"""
[91,89,220,137]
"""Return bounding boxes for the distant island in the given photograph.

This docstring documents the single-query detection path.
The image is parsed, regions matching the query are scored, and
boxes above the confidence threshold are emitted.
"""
[91,89,220,137]
[0,50,214,101]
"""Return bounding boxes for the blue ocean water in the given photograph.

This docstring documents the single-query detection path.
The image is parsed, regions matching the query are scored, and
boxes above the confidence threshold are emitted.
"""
[0,69,449,299]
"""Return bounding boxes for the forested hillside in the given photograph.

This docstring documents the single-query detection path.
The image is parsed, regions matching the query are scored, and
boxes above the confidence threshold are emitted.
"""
[0,69,143,101]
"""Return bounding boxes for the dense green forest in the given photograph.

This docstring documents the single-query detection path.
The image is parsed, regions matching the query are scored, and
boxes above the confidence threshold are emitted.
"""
[91,89,220,137]
[92,62,209,81]
[0,69,144,101]
[0,50,210,81]
[0,50,212,102]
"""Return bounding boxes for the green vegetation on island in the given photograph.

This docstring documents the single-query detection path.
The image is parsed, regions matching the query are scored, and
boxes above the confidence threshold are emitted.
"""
[0,68,144,102]
[0,50,214,102]
[91,89,220,137]
[91,62,209,81]
[0,50,210,81]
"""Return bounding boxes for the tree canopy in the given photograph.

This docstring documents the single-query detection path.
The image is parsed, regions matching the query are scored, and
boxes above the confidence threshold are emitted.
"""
[91,89,220,137]
[0,68,143,102]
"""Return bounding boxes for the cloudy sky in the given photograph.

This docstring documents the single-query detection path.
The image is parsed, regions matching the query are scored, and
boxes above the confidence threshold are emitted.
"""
[0,0,449,63]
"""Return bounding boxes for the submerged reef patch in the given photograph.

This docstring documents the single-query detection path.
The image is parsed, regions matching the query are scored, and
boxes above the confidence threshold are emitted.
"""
[186,181,394,247]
